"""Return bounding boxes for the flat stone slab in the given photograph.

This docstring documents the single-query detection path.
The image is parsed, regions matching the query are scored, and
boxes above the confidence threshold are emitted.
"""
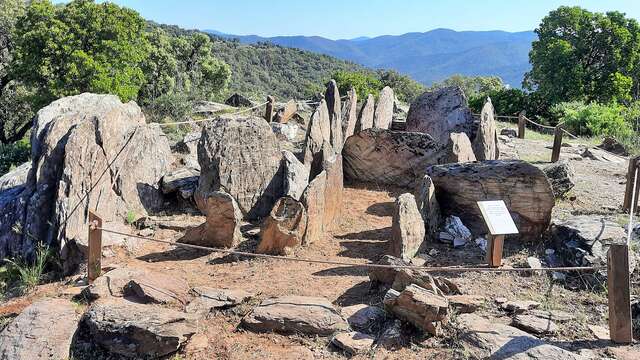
[186,287,253,314]
[331,331,375,355]
[341,304,386,333]
[512,314,558,335]
[501,300,541,314]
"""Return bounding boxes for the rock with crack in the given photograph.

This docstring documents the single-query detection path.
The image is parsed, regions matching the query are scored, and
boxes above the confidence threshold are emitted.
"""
[80,267,190,305]
[373,86,394,129]
[383,284,449,335]
[341,304,387,333]
[241,296,349,335]
[543,160,576,198]
[472,98,499,160]
[256,197,308,255]
[301,170,327,244]
[512,314,558,335]
[426,160,555,241]
[325,80,343,150]
[331,331,375,355]
[182,191,243,248]
[85,299,198,358]
[343,129,448,188]
[414,175,441,242]
[0,93,173,272]
[446,132,477,163]
[458,314,584,359]
[302,100,331,175]
[161,167,200,200]
[355,94,374,133]
[196,115,283,220]
[186,287,253,314]
[341,88,358,139]
[282,151,309,201]
[390,193,425,260]
[0,298,82,359]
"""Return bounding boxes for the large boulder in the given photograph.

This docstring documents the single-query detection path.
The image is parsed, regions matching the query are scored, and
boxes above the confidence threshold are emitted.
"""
[472,98,499,160]
[355,94,375,133]
[426,160,555,240]
[183,191,243,248]
[373,86,394,130]
[84,300,198,358]
[325,80,343,150]
[241,296,349,335]
[196,115,283,220]
[343,129,448,187]
[256,197,308,255]
[406,86,474,145]
[0,93,173,270]
[390,193,425,260]
[341,88,358,139]
[0,298,81,359]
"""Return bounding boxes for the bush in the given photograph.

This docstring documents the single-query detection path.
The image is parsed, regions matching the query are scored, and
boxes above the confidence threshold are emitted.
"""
[0,138,29,176]
[551,101,633,139]
[333,70,382,100]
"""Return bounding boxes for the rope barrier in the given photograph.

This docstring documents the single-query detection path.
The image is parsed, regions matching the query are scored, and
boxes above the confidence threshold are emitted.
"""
[156,102,268,127]
[524,116,556,130]
[96,226,602,273]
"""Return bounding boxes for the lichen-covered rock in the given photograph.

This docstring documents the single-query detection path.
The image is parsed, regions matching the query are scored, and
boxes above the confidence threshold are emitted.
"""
[383,284,449,335]
[257,197,308,255]
[196,115,283,220]
[322,153,343,230]
[341,88,358,139]
[355,94,374,133]
[543,160,576,198]
[472,98,498,160]
[303,101,331,176]
[390,193,425,260]
[373,86,394,130]
[184,191,243,248]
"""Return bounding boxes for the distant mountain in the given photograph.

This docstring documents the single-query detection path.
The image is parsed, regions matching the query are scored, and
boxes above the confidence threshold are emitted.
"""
[204,28,536,87]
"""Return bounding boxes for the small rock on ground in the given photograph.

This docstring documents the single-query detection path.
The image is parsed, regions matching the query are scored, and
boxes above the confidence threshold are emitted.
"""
[331,331,375,355]
[512,314,558,335]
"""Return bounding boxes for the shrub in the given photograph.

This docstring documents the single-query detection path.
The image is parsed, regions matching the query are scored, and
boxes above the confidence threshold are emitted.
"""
[551,101,633,140]
[3,243,51,296]
[0,138,30,176]
[332,70,382,100]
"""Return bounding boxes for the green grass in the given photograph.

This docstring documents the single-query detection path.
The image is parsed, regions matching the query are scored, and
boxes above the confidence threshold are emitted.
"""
[1,243,51,297]
[125,210,137,225]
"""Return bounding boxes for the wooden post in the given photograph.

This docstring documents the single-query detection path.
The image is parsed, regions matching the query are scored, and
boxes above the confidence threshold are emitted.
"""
[87,211,102,283]
[265,95,274,122]
[486,234,504,267]
[607,244,632,343]
[622,156,640,213]
[550,125,563,163]
[517,111,526,139]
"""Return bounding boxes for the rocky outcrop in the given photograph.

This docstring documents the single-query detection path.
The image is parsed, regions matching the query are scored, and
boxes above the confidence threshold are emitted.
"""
[343,129,448,187]
[256,197,308,255]
[0,162,30,192]
[325,80,343,150]
[406,86,475,145]
[426,160,555,240]
[301,171,327,244]
[472,98,498,160]
[282,151,309,201]
[384,284,449,335]
[196,115,283,220]
[341,88,358,139]
[0,93,172,270]
[85,300,197,358]
[446,132,476,163]
[241,296,349,335]
[184,191,243,248]
[0,298,81,359]
[414,175,441,241]
[543,160,576,198]
[390,193,425,260]
[355,94,374,133]
[373,86,394,129]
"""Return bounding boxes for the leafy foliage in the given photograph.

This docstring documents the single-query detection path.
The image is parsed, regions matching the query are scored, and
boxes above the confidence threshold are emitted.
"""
[551,101,633,139]
[377,69,426,103]
[430,74,505,100]
[0,137,29,176]
[333,70,382,100]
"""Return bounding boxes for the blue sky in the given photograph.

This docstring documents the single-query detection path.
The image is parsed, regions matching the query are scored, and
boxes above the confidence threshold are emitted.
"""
[87,0,640,39]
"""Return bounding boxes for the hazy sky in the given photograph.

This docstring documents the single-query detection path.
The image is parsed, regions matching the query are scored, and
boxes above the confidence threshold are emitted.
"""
[85,0,640,39]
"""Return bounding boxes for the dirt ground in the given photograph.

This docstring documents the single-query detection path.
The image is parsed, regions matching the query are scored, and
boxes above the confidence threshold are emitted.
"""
[1,126,640,359]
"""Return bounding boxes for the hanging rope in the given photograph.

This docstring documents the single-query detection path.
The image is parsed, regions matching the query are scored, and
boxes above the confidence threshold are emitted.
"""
[157,101,268,127]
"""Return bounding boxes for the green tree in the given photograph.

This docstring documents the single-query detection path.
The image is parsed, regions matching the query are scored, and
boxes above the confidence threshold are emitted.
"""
[525,6,640,105]
[376,69,425,103]
[430,74,505,100]
[332,70,382,100]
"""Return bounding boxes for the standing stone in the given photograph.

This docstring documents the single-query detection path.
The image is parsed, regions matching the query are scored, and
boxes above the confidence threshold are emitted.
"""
[282,151,309,201]
[257,197,308,255]
[183,191,243,248]
[414,175,441,241]
[303,101,331,176]
[355,94,375,133]
[472,98,498,160]
[446,132,477,163]
[341,88,358,139]
[406,86,475,145]
[196,115,283,220]
[0,298,81,359]
[301,170,327,244]
[323,153,343,230]
[325,80,343,150]
[390,193,425,260]
[373,86,394,129]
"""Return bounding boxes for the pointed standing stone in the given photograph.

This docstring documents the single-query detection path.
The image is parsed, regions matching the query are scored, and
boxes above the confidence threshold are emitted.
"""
[355,94,375,133]
[341,88,358,140]
[303,101,331,174]
[373,86,394,129]
[472,98,498,160]
[325,80,343,150]
[390,193,425,260]
[301,170,327,244]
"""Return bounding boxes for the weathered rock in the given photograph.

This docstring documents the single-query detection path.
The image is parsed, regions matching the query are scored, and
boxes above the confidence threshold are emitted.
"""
[274,99,297,124]
[383,284,449,335]
[282,151,309,201]
[301,170,327,244]
[390,193,425,260]
[196,115,283,220]
[543,160,576,198]
[500,300,541,314]
[325,80,343,150]
[355,94,374,133]
[341,304,386,333]
[341,88,358,139]
[391,268,460,295]
[322,153,343,230]
[173,131,200,169]
[447,295,484,314]
[599,136,628,156]
[257,197,308,255]
[472,98,498,160]
[225,93,253,108]
[271,122,299,141]
[303,101,331,176]
[85,300,197,358]
[414,175,441,241]
[331,331,375,355]
[369,255,410,285]
[80,267,190,305]
[501,128,518,138]
[446,132,477,163]
[376,320,405,349]
[161,167,199,199]
[183,191,243,248]
[0,94,173,271]
[0,298,81,359]
[458,314,585,359]
[343,129,448,187]
[406,86,474,145]
[426,160,555,240]
[186,287,253,314]
[0,162,30,192]
[512,314,558,335]
[373,86,394,129]
[529,309,575,322]
[241,296,349,335]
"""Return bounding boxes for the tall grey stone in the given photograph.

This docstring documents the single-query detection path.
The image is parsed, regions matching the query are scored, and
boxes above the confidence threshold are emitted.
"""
[472,98,498,160]
[390,193,425,260]
[355,94,375,133]
[302,101,331,177]
[373,86,394,129]
[325,80,343,150]
[282,150,309,201]
[341,88,358,139]
[414,175,441,241]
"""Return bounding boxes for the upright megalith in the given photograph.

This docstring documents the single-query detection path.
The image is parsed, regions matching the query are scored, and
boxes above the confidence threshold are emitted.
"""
[414,175,441,242]
[373,86,394,129]
[446,133,477,163]
[257,197,308,255]
[301,171,327,244]
[472,98,499,160]
[302,100,332,177]
[196,115,283,220]
[355,94,375,133]
[341,88,358,139]
[185,191,243,248]
[325,80,343,150]
[390,193,425,260]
